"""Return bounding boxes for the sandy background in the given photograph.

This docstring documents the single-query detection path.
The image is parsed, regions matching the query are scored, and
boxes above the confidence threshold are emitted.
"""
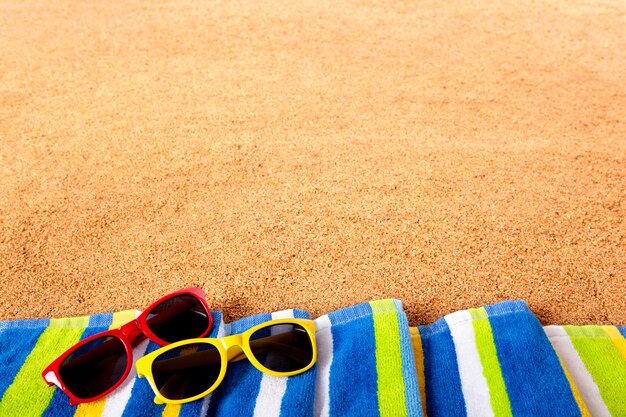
[1,0,624,325]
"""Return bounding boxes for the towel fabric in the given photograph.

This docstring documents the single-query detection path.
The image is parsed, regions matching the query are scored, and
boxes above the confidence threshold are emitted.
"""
[0,299,624,417]
[544,325,626,417]
[0,299,420,417]
[413,301,626,417]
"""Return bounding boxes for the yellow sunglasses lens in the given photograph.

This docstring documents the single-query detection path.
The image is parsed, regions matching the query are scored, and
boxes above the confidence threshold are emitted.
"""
[248,323,314,373]
[151,342,222,401]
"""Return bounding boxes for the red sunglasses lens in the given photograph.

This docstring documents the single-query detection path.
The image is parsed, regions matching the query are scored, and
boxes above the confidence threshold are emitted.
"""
[146,294,210,343]
[59,336,128,400]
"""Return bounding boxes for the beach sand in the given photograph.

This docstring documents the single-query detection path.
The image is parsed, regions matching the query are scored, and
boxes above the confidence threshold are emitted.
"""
[1,0,624,325]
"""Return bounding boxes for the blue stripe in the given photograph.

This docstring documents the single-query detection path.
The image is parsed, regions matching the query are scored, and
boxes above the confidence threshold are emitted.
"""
[292,310,309,319]
[279,310,315,417]
[87,312,117,328]
[178,311,222,417]
[207,313,273,417]
[209,312,223,338]
[279,367,316,417]
[485,302,582,417]
[0,318,50,331]
[229,313,275,334]
[0,320,50,401]
[178,398,203,417]
[42,314,114,416]
[618,327,626,339]
[327,302,374,326]
[484,300,529,315]
[393,300,423,417]
[418,319,467,417]
[327,303,379,416]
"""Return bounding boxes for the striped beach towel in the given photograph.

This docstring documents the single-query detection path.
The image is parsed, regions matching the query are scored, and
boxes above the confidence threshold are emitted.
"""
[545,325,626,416]
[410,300,626,417]
[0,299,421,417]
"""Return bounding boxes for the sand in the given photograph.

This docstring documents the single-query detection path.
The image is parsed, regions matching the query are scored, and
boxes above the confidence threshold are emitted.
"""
[1,0,624,326]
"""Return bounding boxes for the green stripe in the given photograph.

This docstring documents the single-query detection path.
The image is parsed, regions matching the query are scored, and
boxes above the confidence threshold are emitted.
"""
[370,300,408,417]
[564,325,626,416]
[469,308,513,417]
[0,316,90,416]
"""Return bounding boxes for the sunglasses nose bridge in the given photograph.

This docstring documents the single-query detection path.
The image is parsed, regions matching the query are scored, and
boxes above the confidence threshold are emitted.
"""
[118,319,143,342]
[220,334,247,361]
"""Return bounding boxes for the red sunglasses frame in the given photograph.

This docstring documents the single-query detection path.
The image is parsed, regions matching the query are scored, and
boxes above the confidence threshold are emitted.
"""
[41,287,212,406]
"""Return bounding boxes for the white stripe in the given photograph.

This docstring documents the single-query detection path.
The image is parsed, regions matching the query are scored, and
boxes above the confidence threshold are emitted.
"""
[101,338,151,416]
[199,395,212,417]
[271,310,297,321]
[252,310,295,417]
[445,310,494,417]
[313,315,333,417]
[545,326,611,417]
[200,316,229,415]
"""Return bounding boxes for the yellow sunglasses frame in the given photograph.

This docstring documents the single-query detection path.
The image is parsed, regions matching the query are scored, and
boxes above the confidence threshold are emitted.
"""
[136,318,317,404]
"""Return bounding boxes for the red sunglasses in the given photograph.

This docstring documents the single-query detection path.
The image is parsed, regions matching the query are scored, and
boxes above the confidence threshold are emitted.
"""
[42,287,213,405]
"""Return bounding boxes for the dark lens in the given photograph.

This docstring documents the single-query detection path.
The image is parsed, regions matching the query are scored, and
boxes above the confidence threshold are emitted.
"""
[152,343,222,400]
[249,323,314,373]
[146,295,210,343]
[59,336,128,399]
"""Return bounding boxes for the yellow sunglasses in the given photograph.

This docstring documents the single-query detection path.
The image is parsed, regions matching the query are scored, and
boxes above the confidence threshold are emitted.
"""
[136,318,317,404]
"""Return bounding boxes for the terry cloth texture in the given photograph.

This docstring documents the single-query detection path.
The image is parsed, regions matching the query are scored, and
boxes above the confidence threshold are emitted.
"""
[0,299,421,417]
[544,325,626,417]
[1,300,624,417]
[410,301,626,417]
